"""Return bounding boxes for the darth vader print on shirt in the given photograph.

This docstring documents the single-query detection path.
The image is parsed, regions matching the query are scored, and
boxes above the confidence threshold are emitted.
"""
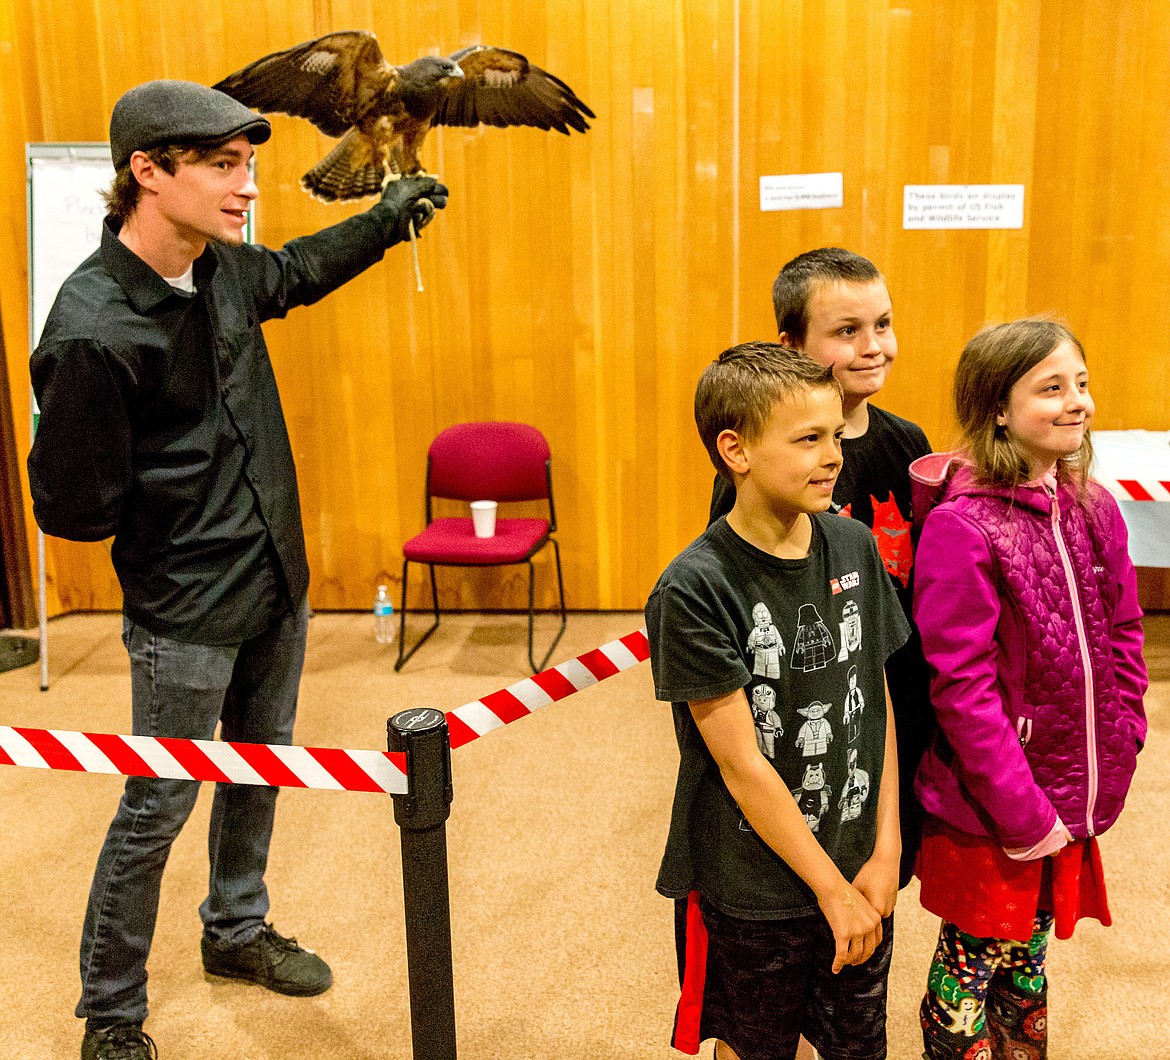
[791,603,835,672]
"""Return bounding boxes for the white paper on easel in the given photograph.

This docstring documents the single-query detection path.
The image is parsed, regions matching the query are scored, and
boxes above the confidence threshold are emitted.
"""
[29,155,114,346]
[902,184,1025,230]
[759,172,843,212]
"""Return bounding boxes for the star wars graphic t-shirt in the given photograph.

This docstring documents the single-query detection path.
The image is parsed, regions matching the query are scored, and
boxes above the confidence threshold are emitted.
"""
[646,513,910,919]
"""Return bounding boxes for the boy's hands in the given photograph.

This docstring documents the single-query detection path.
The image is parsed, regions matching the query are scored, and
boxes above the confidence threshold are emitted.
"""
[840,681,901,936]
[852,849,899,919]
[818,881,883,974]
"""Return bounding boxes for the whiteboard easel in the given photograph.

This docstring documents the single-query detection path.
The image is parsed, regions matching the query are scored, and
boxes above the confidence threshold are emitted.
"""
[26,144,115,690]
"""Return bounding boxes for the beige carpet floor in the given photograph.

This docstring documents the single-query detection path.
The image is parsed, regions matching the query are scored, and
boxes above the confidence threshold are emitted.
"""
[0,609,1166,1059]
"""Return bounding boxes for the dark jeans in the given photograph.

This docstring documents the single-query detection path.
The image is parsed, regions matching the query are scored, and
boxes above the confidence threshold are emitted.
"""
[76,599,309,1025]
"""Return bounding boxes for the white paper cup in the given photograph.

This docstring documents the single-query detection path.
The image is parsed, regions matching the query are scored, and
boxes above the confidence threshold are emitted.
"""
[470,500,498,538]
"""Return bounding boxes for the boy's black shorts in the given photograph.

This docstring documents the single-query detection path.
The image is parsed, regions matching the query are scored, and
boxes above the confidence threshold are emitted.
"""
[672,893,893,1060]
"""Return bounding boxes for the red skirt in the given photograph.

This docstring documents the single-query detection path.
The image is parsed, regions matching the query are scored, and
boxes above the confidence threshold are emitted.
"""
[916,816,1111,942]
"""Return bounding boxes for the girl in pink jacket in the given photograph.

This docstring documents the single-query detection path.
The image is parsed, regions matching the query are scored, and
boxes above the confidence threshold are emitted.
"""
[910,318,1147,1060]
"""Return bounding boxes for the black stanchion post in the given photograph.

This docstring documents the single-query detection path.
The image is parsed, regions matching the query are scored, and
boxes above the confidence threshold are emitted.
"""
[388,707,457,1060]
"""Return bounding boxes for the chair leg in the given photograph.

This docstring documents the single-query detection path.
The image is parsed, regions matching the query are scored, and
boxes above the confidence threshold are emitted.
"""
[395,559,409,669]
[395,561,442,671]
[528,538,568,673]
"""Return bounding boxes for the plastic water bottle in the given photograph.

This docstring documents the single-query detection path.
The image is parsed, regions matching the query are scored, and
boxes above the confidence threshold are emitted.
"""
[373,585,395,644]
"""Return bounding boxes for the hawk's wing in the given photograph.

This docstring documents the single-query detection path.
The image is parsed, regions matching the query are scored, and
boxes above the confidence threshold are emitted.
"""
[214,31,397,138]
[434,46,594,134]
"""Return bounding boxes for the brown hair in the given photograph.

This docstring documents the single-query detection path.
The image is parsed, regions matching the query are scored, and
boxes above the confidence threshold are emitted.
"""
[102,140,233,224]
[695,341,840,480]
[955,316,1094,489]
[772,247,884,342]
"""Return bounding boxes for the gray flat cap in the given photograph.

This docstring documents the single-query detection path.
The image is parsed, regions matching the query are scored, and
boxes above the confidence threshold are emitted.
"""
[110,79,271,169]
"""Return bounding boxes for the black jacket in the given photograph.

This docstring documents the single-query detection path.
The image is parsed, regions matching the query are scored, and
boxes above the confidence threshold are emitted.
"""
[29,213,388,643]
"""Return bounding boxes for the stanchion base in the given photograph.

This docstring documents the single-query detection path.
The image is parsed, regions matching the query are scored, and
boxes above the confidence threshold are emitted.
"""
[0,635,39,673]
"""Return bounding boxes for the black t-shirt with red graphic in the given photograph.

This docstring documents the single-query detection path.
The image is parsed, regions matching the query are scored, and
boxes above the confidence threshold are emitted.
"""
[707,403,933,885]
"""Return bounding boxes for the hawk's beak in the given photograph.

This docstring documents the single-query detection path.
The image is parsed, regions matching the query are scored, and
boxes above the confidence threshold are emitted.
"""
[450,66,465,78]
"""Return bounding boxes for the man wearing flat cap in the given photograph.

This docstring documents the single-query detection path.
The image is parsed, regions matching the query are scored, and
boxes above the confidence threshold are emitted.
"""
[28,79,448,1060]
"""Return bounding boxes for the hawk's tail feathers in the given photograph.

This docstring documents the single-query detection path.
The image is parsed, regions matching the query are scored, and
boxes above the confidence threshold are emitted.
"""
[300,130,385,203]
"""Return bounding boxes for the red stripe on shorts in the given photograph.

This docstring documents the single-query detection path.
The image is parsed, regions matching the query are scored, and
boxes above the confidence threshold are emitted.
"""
[672,890,709,1056]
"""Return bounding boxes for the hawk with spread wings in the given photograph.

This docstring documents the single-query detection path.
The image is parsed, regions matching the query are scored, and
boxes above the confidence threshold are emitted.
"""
[214,31,594,202]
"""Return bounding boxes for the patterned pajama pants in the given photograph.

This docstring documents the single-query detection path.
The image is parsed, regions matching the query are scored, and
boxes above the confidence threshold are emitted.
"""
[920,914,1052,1060]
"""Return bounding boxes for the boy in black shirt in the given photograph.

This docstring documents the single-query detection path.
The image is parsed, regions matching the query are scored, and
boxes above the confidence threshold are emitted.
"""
[710,249,932,888]
[647,343,909,1060]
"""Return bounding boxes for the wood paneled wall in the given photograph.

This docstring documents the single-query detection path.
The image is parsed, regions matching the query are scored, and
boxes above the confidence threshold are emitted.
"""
[2,0,1168,617]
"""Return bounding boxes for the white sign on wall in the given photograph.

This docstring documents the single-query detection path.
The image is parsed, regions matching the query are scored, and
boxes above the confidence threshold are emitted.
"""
[903,184,1025,230]
[759,172,843,212]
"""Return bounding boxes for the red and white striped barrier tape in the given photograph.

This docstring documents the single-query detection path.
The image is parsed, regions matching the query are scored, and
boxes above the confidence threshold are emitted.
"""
[1097,478,1170,502]
[445,628,650,749]
[0,727,409,794]
[0,628,652,790]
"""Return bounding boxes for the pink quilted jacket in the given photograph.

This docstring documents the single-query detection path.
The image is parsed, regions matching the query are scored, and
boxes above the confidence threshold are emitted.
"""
[909,454,1147,848]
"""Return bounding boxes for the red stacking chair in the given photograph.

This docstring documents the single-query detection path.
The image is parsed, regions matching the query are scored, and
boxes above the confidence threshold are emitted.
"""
[395,422,567,673]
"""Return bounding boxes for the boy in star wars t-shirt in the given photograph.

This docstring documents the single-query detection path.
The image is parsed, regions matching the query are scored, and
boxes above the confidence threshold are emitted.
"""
[651,489,907,916]
[646,343,909,1060]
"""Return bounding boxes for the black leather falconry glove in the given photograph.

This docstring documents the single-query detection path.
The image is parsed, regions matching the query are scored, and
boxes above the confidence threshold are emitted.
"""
[369,175,449,247]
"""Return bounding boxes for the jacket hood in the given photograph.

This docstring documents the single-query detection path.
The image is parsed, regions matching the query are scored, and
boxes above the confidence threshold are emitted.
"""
[909,451,1060,523]
[909,452,965,522]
